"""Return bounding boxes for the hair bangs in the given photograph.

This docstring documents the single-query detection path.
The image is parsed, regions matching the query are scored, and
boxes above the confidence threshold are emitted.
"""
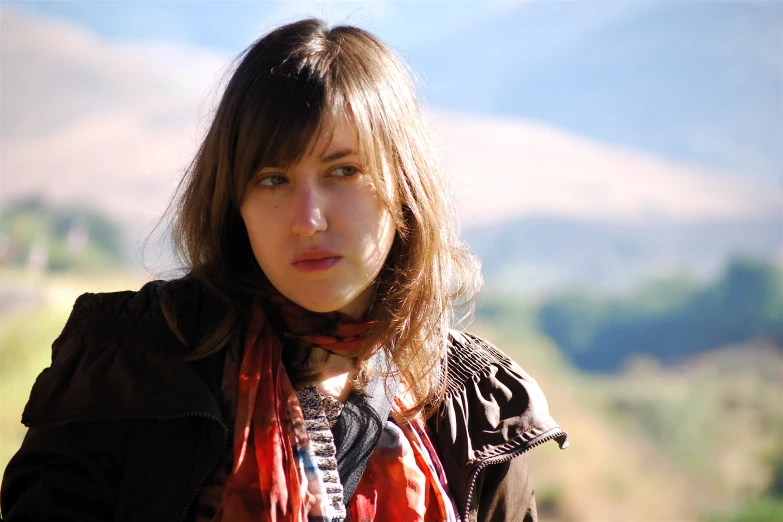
[233,79,324,201]
[334,83,398,225]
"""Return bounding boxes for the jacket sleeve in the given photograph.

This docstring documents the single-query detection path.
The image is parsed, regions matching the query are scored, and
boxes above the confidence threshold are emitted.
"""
[471,456,536,522]
[1,421,128,521]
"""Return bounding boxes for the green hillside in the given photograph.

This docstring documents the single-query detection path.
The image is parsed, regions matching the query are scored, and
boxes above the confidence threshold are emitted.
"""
[537,258,783,373]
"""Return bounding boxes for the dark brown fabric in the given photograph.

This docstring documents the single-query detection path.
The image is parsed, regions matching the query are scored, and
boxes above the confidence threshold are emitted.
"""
[428,331,567,521]
[471,457,537,522]
[0,279,566,522]
[2,417,226,522]
[0,421,127,521]
[1,281,229,522]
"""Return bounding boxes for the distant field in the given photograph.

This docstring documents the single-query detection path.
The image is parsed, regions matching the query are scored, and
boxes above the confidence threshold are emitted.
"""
[468,320,703,521]
[470,300,783,522]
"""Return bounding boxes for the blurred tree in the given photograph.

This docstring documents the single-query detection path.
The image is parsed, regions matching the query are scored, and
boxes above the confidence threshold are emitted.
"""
[0,197,127,271]
[538,258,783,372]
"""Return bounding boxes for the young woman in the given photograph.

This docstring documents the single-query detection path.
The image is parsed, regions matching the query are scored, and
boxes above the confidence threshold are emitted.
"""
[0,19,567,522]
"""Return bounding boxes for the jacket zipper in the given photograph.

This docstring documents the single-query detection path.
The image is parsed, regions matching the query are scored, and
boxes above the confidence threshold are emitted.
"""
[461,428,567,522]
[177,413,228,522]
[27,411,229,522]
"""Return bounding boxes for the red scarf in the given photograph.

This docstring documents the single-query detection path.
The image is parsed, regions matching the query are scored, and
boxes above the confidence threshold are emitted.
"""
[350,395,458,522]
[211,297,373,521]
[211,297,455,522]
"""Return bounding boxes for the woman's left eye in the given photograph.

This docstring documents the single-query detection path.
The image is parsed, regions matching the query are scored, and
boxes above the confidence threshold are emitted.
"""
[258,174,288,187]
[331,166,359,178]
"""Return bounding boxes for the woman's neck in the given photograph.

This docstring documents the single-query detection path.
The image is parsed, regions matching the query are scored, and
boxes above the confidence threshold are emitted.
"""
[309,347,356,404]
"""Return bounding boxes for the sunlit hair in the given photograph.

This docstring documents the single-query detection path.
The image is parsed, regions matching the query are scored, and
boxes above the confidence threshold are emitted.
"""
[165,18,481,417]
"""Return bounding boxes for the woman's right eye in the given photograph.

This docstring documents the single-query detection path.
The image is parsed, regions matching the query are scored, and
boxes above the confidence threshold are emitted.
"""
[258,174,288,187]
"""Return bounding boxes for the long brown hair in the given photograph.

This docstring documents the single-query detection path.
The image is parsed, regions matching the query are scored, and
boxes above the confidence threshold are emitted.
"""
[166,18,481,417]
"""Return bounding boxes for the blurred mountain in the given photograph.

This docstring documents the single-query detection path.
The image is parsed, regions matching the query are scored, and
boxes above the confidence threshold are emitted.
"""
[465,215,782,294]
[406,1,782,182]
[5,1,781,180]
[2,6,780,288]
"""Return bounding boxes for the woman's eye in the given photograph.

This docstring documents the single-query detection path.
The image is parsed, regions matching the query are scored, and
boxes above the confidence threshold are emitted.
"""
[258,174,287,187]
[332,166,359,177]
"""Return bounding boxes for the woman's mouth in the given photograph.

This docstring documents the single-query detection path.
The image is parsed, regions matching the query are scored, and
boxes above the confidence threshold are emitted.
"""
[292,256,342,272]
[291,249,343,272]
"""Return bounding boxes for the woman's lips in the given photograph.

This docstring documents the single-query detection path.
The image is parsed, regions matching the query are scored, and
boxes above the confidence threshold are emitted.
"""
[292,256,342,273]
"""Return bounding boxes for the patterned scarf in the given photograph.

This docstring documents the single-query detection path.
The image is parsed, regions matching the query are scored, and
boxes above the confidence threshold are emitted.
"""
[350,397,458,522]
[205,295,456,522]
[212,297,374,522]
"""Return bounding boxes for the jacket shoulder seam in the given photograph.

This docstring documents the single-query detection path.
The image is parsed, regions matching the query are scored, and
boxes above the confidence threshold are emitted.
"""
[443,330,522,396]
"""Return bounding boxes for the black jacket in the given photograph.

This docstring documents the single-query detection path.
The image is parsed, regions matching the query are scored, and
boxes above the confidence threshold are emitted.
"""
[1,279,567,521]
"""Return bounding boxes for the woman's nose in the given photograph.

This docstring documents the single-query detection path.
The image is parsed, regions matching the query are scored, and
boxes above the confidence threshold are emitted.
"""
[291,184,327,237]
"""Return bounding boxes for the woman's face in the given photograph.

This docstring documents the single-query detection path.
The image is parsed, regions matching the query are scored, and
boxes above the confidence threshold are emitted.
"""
[240,113,396,319]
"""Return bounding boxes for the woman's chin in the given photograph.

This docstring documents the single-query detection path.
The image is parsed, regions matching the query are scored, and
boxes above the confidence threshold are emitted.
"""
[289,288,371,319]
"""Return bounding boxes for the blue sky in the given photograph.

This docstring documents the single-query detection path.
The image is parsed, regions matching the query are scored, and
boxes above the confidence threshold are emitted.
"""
[6,1,783,183]
[10,1,490,50]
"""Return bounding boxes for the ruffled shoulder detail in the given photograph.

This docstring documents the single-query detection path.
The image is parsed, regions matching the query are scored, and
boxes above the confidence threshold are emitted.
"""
[21,279,223,427]
[440,331,568,461]
[428,331,568,514]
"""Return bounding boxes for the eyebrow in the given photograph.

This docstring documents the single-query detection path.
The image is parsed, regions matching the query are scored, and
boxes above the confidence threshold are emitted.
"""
[320,148,358,163]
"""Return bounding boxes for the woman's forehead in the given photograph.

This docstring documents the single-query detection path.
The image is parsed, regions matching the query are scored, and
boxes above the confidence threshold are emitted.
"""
[308,112,360,159]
